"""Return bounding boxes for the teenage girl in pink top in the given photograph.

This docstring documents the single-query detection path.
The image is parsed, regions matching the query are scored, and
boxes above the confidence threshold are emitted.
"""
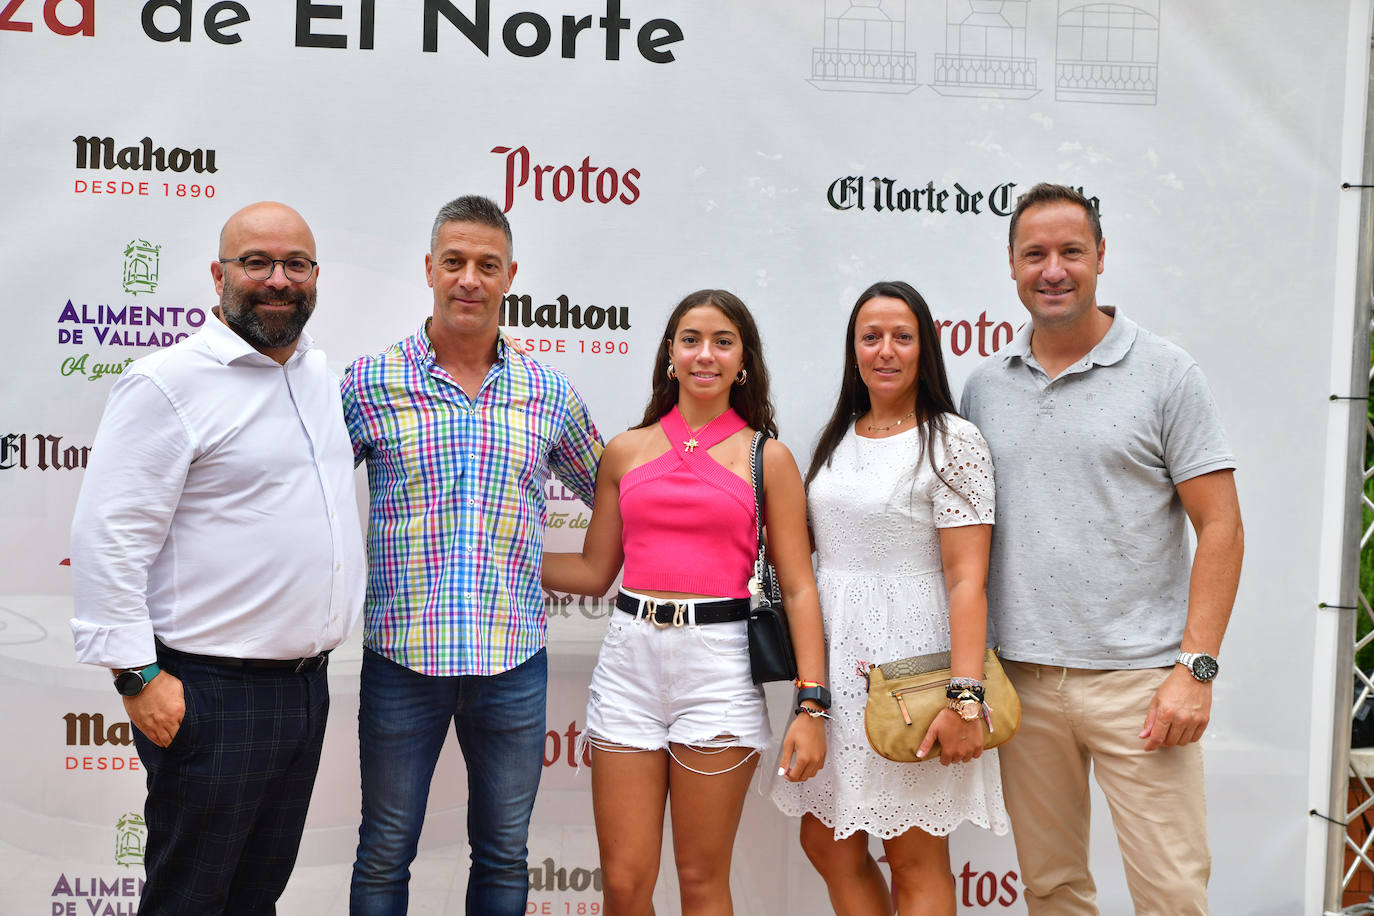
[544,289,828,914]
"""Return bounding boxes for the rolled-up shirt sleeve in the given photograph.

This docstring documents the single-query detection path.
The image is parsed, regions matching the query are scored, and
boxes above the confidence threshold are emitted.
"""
[69,373,193,668]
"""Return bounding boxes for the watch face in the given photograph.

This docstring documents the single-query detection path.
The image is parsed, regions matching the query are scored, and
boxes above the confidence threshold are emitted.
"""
[954,699,982,721]
[114,671,144,697]
[1191,655,1219,681]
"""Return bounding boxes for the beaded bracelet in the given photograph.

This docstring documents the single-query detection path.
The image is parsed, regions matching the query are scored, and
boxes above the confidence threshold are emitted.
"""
[794,705,831,720]
[946,678,986,702]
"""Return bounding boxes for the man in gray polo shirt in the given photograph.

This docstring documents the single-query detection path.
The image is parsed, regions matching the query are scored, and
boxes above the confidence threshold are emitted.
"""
[961,183,1244,915]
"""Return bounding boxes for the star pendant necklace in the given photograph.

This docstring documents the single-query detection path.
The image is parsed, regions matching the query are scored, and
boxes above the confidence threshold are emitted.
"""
[681,405,730,453]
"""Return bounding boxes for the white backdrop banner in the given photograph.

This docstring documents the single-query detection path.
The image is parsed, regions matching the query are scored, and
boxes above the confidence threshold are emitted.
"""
[2,1,1369,913]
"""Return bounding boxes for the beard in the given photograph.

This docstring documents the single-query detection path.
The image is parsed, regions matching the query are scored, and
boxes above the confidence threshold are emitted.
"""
[219,279,316,351]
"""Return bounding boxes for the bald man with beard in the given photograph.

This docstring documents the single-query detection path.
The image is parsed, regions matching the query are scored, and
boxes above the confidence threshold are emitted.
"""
[70,202,366,915]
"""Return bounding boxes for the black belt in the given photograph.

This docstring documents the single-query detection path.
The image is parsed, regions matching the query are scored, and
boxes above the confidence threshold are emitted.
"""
[157,640,330,673]
[615,592,751,626]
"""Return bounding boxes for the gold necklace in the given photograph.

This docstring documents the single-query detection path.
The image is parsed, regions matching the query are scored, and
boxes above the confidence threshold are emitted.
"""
[866,409,916,432]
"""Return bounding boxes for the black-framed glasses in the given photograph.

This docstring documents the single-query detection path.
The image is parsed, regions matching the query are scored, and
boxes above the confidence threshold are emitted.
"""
[219,255,318,282]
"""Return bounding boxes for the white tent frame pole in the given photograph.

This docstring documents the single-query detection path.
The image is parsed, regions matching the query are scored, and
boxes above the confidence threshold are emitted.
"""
[1315,5,1374,913]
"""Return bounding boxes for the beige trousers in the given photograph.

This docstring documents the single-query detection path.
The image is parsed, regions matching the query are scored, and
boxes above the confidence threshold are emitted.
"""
[998,662,1210,915]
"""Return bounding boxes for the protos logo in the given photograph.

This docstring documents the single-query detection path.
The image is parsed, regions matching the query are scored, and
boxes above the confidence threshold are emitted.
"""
[74,136,218,174]
[494,145,639,212]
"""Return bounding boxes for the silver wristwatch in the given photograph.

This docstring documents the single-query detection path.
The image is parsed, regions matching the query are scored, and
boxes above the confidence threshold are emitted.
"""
[1175,651,1219,682]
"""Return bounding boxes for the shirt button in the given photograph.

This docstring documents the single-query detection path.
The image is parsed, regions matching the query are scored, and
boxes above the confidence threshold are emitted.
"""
[335,562,342,571]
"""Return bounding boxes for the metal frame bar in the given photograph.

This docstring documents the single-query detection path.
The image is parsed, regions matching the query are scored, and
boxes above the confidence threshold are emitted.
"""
[1329,23,1374,914]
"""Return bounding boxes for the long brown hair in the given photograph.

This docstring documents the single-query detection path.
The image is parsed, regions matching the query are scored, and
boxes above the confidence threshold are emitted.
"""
[637,289,779,438]
[805,281,958,488]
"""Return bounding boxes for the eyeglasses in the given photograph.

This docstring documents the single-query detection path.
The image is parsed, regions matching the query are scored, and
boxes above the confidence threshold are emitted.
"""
[219,255,318,282]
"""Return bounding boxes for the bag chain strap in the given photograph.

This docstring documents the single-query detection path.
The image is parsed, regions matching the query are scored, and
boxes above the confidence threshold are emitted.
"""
[749,430,771,603]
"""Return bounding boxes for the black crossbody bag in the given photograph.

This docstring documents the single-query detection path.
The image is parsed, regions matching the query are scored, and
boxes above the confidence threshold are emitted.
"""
[746,431,798,684]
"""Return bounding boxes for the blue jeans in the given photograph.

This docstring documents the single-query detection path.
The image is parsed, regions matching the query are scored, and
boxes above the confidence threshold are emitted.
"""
[350,647,547,916]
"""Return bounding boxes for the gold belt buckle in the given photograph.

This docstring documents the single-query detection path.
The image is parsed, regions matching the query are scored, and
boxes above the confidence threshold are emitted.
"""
[651,599,687,628]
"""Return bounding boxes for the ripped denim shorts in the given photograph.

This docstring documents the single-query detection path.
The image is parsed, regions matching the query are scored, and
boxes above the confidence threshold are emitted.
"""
[583,589,773,760]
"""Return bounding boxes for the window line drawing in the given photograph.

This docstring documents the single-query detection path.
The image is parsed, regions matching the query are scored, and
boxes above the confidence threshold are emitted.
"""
[932,0,1040,99]
[808,0,921,94]
[123,239,162,297]
[1055,1,1160,104]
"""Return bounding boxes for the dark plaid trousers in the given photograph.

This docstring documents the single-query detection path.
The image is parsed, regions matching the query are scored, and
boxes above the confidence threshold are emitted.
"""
[131,649,331,915]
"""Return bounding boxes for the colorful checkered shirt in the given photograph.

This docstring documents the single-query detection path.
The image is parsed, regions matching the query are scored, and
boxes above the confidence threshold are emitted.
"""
[341,324,603,676]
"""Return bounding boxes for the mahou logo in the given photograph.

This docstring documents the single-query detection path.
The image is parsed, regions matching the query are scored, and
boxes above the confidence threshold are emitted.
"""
[64,712,135,747]
[493,145,640,212]
[74,136,218,174]
[527,857,603,893]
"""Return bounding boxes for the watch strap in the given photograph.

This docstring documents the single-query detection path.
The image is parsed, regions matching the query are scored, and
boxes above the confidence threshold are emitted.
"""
[796,685,831,711]
[114,662,161,696]
[1175,651,1219,681]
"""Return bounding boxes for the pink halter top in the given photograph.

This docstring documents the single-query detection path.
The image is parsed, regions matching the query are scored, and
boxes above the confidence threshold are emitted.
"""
[618,406,757,598]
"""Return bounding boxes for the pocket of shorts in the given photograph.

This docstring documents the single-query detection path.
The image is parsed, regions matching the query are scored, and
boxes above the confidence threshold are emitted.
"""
[690,621,749,658]
[601,616,633,650]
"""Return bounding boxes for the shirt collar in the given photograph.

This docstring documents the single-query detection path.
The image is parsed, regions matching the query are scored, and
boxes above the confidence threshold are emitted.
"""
[1081,306,1135,368]
[997,306,1136,370]
[203,308,314,367]
[408,319,510,370]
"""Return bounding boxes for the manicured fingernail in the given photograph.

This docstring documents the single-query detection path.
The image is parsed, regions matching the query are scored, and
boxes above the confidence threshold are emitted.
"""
[778,767,787,776]
[916,750,926,758]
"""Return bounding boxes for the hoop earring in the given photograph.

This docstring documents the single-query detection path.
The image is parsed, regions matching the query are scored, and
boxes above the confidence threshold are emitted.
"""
[667,363,677,380]
[735,368,748,386]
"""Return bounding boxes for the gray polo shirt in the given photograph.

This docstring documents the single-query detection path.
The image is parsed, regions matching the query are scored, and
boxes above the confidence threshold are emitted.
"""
[960,308,1236,669]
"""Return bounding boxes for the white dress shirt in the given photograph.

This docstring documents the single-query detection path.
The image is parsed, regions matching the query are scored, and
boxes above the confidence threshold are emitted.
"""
[69,312,366,667]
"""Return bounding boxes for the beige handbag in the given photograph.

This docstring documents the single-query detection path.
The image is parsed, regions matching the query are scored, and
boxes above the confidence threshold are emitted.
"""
[864,647,1021,763]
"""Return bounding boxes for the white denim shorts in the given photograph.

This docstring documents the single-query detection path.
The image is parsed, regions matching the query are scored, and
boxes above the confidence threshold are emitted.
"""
[584,590,772,754]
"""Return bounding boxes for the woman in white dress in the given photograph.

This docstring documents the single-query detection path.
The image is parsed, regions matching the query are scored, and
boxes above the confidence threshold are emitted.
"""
[772,281,1008,914]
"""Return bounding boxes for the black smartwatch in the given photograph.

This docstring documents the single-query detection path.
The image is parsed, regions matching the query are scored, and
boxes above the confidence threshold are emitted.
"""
[114,663,161,697]
[796,685,831,711]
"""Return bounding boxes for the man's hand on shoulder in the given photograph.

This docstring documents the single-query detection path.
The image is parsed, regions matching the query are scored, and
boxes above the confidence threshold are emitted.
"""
[1139,665,1211,750]
[122,670,186,748]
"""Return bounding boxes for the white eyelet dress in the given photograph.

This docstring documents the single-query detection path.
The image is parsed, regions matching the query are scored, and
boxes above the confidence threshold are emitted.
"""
[771,415,1010,839]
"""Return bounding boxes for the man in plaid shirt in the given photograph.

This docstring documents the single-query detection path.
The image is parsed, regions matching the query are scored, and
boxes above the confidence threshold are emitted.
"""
[343,195,603,915]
